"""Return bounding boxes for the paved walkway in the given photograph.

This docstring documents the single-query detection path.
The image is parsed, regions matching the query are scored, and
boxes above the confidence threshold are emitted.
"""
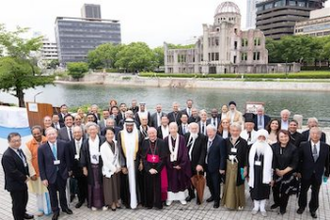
[0,159,330,220]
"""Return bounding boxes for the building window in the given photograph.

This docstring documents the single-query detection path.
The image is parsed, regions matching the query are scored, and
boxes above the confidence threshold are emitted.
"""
[254,38,261,46]
[241,52,248,61]
[242,39,248,47]
[253,52,260,61]
[215,39,219,46]
[234,41,238,50]
[233,56,237,64]
[234,28,237,34]
[215,53,219,61]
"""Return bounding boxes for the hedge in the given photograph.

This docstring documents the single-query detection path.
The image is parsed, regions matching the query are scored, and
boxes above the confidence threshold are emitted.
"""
[139,71,330,79]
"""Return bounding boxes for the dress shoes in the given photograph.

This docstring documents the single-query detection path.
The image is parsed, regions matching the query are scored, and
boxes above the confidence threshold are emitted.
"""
[24,213,34,219]
[52,212,59,220]
[270,204,279,209]
[185,194,195,202]
[213,201,220,208]
[296,207,305,214]
[75,201,84,208]
[311,211,317,219]
[206,197,214,203]
[62,208,73,215]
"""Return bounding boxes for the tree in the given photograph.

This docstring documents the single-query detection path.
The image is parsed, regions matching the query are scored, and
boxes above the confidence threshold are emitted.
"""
[115,42,156,72]
[153,46,164,68]
[0,24,55,107]
[48,59,60,69]
[67,62,89,80]
[87,43,122,70]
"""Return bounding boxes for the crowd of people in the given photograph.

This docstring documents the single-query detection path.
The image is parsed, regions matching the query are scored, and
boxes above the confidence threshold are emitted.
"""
[1,99,329,220]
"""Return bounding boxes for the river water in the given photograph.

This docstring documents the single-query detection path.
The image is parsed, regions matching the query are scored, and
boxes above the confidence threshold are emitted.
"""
[0,84,329,126]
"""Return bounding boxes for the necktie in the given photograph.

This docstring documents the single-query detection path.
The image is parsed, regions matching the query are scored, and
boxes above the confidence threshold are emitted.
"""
[202,124,205,134]
[248,131,251,142]
[183,125,186,134]
[213,119,216,126]
[188,108,191,117]
[313,144,318,162]
[258,115,262,127]
[52,143,57,160]
[69,128,73,140]
[17,149,26,165]
[205,140,212,164]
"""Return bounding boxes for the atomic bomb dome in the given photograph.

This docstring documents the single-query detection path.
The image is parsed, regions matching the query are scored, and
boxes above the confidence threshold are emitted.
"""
[215,1,241,16]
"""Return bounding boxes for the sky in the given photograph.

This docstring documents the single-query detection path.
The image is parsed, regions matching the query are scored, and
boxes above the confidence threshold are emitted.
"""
[1,0,330,48]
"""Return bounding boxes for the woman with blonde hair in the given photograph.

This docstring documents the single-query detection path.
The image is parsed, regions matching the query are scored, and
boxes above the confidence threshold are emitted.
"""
[217,118,231,139]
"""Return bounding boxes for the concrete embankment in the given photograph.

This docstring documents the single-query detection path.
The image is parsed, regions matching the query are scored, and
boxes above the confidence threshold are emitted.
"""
[55,72,330,92]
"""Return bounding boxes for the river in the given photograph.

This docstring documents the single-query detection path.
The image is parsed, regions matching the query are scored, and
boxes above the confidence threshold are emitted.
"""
[0,84,329,126]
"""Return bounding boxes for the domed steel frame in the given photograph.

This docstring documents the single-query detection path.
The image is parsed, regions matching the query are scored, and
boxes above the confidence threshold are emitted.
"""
[215,1,241,16]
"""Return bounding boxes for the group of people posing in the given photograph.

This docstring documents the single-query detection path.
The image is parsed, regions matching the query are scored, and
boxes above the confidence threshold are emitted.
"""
[2,99,329,220]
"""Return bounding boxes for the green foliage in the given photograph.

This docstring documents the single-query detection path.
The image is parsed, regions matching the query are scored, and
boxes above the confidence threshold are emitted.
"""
[167,43,195,49]
[139,71,330,79]
[67,62,89,80]
[87,43,122,69]
[0,24,54,107]
[48,59,60,69]
[266,35,330,64]
[115,42,157,72]
[153,46,164,67]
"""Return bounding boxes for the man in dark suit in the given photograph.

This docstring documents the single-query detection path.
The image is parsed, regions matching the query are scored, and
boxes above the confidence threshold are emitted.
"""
[198,110,208,136]
[289,119,303,147]
[254,106,271,130]
[188,108,201,124]
[301,117,326,143]
[204,124,227,208]
[58,114,74,142]
[135,102,152,127]
[297,127,329,219]
[38,127,73,220]
[98,109,110,131]
[58,104,68,127]
[151,104,166,128]
[178,114,189,135]
[70,126,88,208]
[181,99,193,118]
[1,132,34,220]
[206,108,221,130]
[100,118,121,140]
[52,114,63,130]
[167,102,182,126]
[184,123,206,204]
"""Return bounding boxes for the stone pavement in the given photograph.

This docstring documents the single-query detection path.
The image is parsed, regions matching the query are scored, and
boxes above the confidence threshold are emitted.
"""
[1,159,330,220]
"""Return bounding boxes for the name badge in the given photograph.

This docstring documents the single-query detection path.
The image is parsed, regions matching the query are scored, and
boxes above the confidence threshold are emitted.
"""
[24,162,27,167]
[75,154,79,160]
[229,155,236,161]
[54,160,61,165]
[255,161,261,166]
[231,148,237,153]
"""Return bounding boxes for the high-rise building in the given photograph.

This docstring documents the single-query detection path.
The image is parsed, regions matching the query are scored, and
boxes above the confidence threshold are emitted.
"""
[246,0,257,29]
[81,4,101,19]
[55,4,121,64]
[41,38,58,61]
[256,0,327,40]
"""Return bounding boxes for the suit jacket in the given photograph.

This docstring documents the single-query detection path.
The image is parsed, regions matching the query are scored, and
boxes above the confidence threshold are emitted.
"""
[98,118,108,131]
[181,108,192,118]
[184,133,207,169]
[301,130,326,143]
[58,113,66,128]
[1,148,29,191]
[69,138,85,177]
[188,116,200,124]
[167,111,182,125]
[206,117,221,130]
[150,112,166,128]
[38,140,71,184]
[205,134,227,173]
[198,121,208,136]
[58,126,72,142]
[254,114,271,130]
[157,126,169,139]
[178,123,189,136]
[135,112,152,127]
[298,141,330,183]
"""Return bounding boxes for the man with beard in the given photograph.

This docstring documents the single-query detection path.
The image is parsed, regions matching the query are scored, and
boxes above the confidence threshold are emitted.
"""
[184,122,206,204]
[117,119,143,209]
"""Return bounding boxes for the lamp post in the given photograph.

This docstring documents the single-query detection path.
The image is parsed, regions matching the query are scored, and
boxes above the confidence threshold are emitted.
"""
[33,91,43,103]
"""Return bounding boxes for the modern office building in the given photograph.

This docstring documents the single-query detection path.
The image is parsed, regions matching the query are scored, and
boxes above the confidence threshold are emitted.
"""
[55,4,121,64]
[41,38,58,61]
[246,0,258,29]
[81,4,101,19]
[256,0,327,40]
[295,7,330,36]
[164,2,270,74]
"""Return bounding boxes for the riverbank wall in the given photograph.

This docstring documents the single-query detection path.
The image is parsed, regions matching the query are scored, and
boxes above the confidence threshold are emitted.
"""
[55,72,330,92]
